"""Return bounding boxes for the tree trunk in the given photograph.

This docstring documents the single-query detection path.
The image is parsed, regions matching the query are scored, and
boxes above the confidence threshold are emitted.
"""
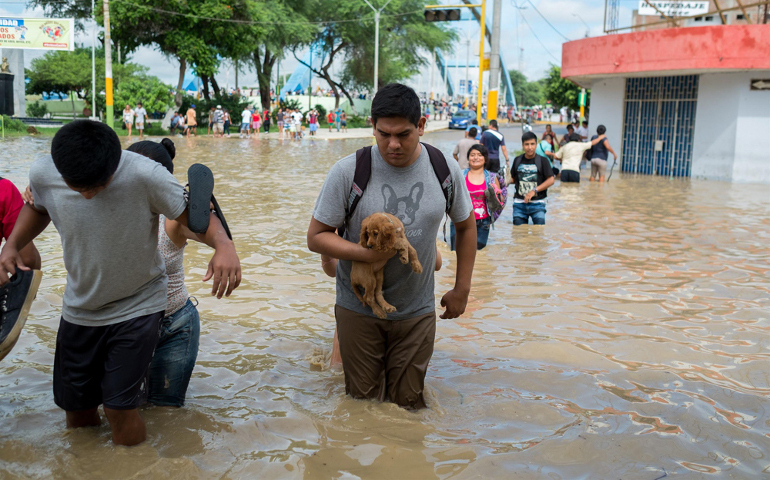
[70,91,76,119]
[175,57,186,108]
[210,75,221,97]
[254,49,277,111]
[200,75,211,101]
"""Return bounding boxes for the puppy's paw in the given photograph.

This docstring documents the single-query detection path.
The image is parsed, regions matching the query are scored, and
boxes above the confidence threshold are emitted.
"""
[383,303,396,314]
[411,261,423,274]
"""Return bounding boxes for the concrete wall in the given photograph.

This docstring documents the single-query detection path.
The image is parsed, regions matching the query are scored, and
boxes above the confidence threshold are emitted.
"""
[587,78,625,171]
[692,71,770,183]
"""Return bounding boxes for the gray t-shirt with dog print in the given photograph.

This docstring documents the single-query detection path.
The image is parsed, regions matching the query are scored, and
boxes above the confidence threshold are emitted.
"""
[313,143,472,320]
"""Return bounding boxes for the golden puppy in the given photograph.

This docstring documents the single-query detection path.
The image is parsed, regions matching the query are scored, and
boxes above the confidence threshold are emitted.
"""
[351,212,422,318]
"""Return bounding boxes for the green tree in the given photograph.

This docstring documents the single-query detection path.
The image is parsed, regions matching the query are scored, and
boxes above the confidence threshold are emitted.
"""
[114,75,174,114]
[542,65,589,112]
[508,70,544,107]
[26,49,92,118]
[296,0,456,109]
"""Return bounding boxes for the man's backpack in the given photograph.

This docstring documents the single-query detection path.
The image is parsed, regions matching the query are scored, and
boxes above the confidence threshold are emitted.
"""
[339,143,453,239]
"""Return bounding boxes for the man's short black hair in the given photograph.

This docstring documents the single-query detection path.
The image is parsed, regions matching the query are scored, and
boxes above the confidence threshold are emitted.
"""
[522,131,537,143]
[468,126,478,137]
[597,125,606,135]
[489,119,498,129]
[371,83,421,127]
[569,133,581,142]
[51,120,121,189]
[471,119,478,125]
[582,121,588,126]
[567,124,574,131]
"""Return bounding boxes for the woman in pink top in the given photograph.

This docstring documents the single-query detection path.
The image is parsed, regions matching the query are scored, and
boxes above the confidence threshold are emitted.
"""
[450,144,501,251]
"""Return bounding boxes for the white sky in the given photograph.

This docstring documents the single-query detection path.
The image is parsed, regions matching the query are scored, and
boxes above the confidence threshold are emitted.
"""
[0,0,633,89]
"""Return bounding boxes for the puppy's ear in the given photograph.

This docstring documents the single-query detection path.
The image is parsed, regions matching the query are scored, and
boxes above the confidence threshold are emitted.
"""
[359,221,369,246]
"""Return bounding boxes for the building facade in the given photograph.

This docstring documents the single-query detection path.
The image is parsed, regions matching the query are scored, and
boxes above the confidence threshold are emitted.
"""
[561,24,770,183]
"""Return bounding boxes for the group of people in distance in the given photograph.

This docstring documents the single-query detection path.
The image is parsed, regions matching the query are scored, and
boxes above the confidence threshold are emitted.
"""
[0,83,475,449]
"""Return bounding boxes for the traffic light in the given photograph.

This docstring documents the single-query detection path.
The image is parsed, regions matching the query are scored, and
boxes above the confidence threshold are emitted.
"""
[424,9,461,22]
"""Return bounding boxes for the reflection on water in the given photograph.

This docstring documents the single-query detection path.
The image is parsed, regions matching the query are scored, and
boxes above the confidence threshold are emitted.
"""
[1,132,769,478]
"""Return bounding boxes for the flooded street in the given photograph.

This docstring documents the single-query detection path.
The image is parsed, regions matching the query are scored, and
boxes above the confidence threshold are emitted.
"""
[2,130,769,478]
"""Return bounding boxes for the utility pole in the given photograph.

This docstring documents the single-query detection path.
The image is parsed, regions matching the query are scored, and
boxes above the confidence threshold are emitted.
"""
[103,0,114,127]
[475,0,486,125]
[487,0,501,122]
[364,0,393,94]
[90,0,97,120]
[465,38,470,106]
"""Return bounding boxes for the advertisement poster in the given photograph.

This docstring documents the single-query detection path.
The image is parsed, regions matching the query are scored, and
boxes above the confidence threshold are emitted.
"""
[0,18,74,51]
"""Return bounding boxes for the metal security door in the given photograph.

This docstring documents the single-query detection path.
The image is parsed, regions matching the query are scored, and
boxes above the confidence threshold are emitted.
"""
[622,76,698,177]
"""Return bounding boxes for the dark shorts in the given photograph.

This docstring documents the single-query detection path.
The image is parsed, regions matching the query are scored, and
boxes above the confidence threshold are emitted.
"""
[148,299,200,407]
[53,311,163,411]
[335,305,436,410]
[486,157,501,174]
[561,170,580,182]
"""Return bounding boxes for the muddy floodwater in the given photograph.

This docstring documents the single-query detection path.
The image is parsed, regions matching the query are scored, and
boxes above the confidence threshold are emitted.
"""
[1,130,769,479]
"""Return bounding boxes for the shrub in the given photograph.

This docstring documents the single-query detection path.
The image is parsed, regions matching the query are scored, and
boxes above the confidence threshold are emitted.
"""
[27,100,48,118]
[1,115,28,132]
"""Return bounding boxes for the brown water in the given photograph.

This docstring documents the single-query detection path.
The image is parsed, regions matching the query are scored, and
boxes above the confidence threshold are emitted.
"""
[1,131,769,479]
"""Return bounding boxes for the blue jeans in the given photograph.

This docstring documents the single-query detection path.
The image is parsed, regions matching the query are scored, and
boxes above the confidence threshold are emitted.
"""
[148,298,200,406]
[450,217,492,250]
[513,202,546,225]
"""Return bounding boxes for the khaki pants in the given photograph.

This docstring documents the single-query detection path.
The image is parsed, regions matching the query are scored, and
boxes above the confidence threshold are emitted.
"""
[335,305,436,410]
[591,158,608,179]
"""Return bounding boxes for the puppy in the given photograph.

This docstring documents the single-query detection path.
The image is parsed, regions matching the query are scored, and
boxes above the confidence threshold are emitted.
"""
[350,212,422,318]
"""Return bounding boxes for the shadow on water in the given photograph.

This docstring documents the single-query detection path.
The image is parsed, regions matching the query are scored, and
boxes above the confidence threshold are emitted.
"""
[1,131,769,478]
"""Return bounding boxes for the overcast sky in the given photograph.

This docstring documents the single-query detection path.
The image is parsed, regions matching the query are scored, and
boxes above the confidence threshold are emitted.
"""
[0,0,634,90]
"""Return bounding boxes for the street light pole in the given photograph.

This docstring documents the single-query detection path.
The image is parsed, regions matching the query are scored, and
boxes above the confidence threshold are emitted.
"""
[103,0,114,127]
[487,0,501,122]
[475,0,486,125]
[91,0,97,120]
[363,0,393,94]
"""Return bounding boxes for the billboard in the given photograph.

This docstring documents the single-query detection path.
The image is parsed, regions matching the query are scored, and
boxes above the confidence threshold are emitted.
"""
[637,1,709,17]
[0,18,74,51]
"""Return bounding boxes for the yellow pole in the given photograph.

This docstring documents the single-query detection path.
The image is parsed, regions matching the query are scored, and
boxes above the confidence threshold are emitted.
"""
[476,0,485,125]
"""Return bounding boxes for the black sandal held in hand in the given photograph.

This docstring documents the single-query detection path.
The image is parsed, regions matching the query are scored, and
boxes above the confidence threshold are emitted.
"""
[211,194,232,241]
[187,164,215,234]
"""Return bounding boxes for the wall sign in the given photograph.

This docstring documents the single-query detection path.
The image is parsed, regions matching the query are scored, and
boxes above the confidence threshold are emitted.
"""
[637,1,709,17]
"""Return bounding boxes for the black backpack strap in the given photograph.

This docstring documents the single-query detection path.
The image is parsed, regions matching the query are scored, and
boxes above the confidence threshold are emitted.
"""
[422,143,453,214]
[339,146,373,237]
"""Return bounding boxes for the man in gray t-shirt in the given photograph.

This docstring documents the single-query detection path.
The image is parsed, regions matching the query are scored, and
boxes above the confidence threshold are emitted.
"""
[308,83,476,410]
[0,121,188,446]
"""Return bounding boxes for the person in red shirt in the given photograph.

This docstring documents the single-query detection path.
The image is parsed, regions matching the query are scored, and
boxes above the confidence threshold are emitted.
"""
[0,177,41,362]
[0,179,40,269]
[327,111,335,132]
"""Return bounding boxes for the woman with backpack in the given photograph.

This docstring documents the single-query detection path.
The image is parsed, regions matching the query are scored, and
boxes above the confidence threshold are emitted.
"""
[450,144,505,251]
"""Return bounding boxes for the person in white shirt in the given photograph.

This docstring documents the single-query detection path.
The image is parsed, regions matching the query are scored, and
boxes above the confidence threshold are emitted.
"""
[293,110,303,139]
[240,107,251,138]
[576,120,589,141]
[554,133,606,183]
[122,104,135,138]
[134,103,148,140]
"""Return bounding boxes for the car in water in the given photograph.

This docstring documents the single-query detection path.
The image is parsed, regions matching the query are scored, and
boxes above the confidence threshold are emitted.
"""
[448,110,475,130]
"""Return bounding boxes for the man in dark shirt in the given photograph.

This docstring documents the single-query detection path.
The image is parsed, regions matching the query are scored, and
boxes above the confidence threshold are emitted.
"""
[479,119,508,174]
[511,132,555,226]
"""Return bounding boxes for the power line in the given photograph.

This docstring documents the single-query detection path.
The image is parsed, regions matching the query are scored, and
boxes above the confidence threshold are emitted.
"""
[525,0,571,42]
[514,4,560,63]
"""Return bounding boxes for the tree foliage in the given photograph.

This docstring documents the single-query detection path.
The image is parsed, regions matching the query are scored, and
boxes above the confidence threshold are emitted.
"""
[508,70,544,107]
[296,0,456,108]
[542,65,589,111]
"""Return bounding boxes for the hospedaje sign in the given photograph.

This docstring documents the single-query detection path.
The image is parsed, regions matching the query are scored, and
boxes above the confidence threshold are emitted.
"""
[638,1,709,17]
[0,18,74,51]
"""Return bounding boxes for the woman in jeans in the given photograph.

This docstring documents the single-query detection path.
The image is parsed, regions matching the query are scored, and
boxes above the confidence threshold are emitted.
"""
[450,144,501,250]
[127,140,241,406]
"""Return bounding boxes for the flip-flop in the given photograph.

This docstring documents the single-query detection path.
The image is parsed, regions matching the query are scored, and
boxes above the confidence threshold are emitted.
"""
[187,164,215,234]
[0,270,43,362]
[211,194,232,241]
